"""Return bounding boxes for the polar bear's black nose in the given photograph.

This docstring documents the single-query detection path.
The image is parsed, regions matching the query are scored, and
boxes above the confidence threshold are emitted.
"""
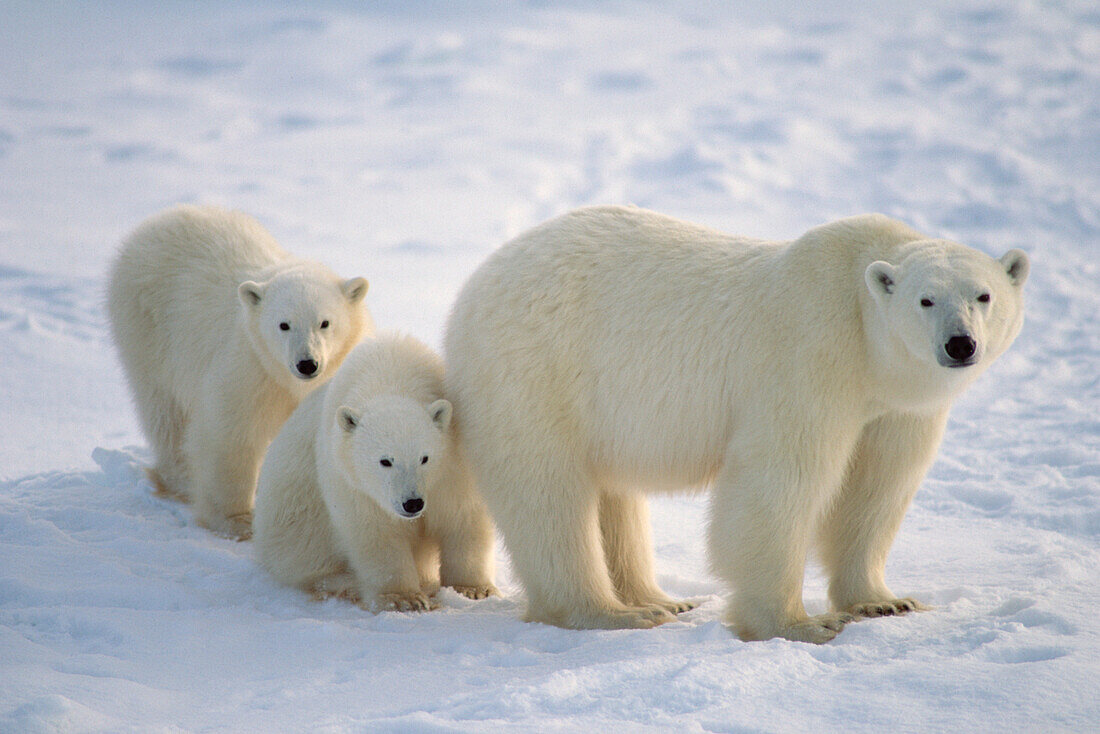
[402,497,425,515]
[945,335,976,362]
[296,359,318,377]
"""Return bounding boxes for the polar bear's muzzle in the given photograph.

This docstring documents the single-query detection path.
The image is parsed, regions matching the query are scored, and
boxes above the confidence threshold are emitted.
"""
[294,358,320,379]
[396,492,425,519]
[399,495,425,518]
[940,334,978,368]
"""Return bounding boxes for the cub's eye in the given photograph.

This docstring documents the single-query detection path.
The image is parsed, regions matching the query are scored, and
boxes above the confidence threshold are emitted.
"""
[279,322,290,331]
[320,320,330,329]
[920,299,934,308]
[420,456,429,465]
[977,293,990,303]
[380,459,392,468]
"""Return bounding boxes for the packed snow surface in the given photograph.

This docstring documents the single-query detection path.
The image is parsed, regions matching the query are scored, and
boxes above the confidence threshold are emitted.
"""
[1,1,1098,731]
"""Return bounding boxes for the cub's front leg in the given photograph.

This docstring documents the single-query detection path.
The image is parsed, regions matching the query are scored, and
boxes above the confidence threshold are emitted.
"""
[427,456,499,599]
[186,410,261,539]
[331,492,436,613]
[189,374,292,539]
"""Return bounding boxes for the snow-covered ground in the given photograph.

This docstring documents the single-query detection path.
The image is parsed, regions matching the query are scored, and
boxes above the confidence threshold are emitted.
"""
[2,1,1098,730]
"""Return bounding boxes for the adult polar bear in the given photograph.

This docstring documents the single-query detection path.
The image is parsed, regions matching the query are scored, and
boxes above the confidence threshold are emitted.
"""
[444,206,1028,643]
[108,205,373,538]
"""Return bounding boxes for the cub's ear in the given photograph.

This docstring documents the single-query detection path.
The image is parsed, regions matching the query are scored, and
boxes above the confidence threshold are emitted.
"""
[428,399,452,431]
[337,406,359,432]
[342,277,369,303]
[865,261,897,299]
[238,280,265,307]
[1000,249,1029,287]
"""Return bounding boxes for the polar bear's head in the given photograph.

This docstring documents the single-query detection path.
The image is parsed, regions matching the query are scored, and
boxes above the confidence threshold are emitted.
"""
[864,241,1028,392]
[334,396,452,520]
[238,267,368,389]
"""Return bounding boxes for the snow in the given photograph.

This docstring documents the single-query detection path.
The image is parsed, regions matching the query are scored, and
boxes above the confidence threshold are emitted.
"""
[1,0,1098,730]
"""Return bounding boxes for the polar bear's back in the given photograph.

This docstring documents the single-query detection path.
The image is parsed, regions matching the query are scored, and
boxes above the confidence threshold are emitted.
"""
[107,205,293,399]
[109,205,290,324]
[444,207,778,484]
[444,206,920,486]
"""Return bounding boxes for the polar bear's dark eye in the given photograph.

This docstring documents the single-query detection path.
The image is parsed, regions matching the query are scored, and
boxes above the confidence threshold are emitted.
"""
[380,459,392,468]
[320,320,330,329]
[279,322,290,331]
[420,456,429,465]
[977,293,990,303]
[920,299,934,308]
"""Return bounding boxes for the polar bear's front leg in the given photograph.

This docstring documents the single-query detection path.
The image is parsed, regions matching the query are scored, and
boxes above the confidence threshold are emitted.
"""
[598,491,694,615]
[819,410,948,617]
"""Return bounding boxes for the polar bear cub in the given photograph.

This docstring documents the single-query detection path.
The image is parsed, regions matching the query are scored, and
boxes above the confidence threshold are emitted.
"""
[444,206,1028,642]
[107,205,372,538]
[253,334,498,612]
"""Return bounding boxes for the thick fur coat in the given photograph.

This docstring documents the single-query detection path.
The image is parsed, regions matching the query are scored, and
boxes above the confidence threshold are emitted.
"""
[444,205,1028,642]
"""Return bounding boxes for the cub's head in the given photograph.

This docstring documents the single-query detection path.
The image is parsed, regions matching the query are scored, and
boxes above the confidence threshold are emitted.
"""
[865,241,1029,381]
[334,396,451,520]
[238,269,368,389]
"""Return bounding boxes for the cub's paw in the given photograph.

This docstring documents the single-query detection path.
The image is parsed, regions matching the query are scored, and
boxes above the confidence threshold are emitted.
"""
[622,591,696,615]
[779,612,855,644]
[848,598,931,618]
[451,584,499,600]
[375,591,439,613]
[655,597,696,615]
[309,573,361,603]
[145,467,189,503]
[224,512,254,541]
[198,511,253,541]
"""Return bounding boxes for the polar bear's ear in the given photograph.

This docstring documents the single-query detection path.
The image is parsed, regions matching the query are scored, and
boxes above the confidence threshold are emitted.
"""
[342,277,369,303]
[1000,249,1029,287]
[238,281,265,308]
[428,399,452,431]
[337,406,359,432]
[865,261,897,300]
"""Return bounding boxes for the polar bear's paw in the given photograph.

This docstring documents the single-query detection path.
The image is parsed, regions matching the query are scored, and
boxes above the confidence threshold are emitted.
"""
[616,589,690,616]
[451,584,499,600]
[309,572,361,603]
[554,604,677,630]
[848,597,931,618]
[375,591,439,613]
[224,512,254,541]
[620,589,696,616]
[199,511,253,541]
[145,467,190,503]
[779,612,855,644]
[652,597,696,615]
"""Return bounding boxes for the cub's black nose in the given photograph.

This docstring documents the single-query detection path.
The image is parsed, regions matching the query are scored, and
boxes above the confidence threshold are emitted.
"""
[402,497,425,515]
[297,359,318,377]
[945,335,976,361]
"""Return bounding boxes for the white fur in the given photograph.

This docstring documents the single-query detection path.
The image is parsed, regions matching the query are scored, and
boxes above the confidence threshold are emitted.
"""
[253,334,497,611]
[444,205,1028,642]
[107,205,373,538]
